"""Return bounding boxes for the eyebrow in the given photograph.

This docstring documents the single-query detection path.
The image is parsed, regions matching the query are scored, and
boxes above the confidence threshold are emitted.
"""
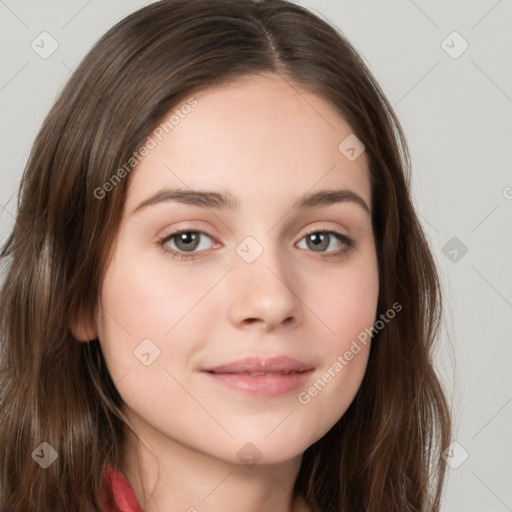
[130,187,371,215]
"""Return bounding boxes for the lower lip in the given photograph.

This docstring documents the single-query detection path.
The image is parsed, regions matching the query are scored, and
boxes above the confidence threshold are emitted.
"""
[202,370,313,397]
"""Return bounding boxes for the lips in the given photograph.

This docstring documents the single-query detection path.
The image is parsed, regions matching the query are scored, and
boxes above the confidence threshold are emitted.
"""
[202,355,313,374]
[201,356,314,396]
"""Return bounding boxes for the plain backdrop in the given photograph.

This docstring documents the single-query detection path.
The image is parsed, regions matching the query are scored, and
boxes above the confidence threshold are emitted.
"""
[1,1,511,510]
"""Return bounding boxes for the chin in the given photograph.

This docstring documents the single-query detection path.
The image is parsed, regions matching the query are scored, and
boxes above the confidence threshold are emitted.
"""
[223,434,314,468]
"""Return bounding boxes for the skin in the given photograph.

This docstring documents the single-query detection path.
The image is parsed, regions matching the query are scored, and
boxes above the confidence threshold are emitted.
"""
[73,72,379,512]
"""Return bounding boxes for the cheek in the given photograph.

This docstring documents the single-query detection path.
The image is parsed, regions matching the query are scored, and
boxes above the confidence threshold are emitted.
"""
[95,262,204,424]
[295,280,377,441]
[95,250,196,379]
[305,251,379,344]
[293,253,378,427]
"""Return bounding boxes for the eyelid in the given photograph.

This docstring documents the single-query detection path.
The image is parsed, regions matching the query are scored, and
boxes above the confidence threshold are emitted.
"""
[159,227,218,249]
[159,222,350,242]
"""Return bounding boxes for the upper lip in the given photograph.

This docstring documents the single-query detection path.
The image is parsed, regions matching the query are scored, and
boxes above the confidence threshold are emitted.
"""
[202,356,313,374]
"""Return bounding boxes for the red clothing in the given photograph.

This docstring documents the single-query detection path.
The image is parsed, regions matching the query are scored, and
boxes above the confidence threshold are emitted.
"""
[103,465,143,512]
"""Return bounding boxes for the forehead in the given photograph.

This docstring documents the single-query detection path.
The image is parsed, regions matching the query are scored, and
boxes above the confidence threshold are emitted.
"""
[124,73,371,212]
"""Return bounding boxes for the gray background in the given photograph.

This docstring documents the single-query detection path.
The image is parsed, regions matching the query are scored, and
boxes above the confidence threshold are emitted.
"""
[1,1,511,510]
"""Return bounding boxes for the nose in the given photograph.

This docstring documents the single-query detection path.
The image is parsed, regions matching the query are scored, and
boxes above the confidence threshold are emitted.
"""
[227,243,304,331]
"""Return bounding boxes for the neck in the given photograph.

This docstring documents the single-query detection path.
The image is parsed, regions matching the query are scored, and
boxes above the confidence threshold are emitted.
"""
[121,424,310,512]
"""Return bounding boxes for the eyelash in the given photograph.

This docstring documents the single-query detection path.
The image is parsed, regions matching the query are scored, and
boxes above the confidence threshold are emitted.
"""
[157,228,355,261]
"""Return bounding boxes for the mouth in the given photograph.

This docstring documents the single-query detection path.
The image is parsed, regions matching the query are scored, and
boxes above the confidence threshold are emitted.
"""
[201,356,314,396]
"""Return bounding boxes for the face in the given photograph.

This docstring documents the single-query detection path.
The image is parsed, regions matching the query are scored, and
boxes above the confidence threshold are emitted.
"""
[87,73,379,467]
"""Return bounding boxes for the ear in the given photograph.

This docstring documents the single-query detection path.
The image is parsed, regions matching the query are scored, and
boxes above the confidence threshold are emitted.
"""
[70,305,98,342]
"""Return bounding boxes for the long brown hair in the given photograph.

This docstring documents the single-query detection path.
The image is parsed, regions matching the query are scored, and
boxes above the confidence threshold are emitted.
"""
[0,1,452,510]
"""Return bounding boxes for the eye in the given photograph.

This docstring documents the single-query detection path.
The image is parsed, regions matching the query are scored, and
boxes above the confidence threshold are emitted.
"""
[296,230,354,258]
[158,229,216,260]
[157,228,355,261]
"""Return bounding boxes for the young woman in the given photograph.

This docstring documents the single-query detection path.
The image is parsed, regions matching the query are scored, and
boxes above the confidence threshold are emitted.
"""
[0,1,452,511]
